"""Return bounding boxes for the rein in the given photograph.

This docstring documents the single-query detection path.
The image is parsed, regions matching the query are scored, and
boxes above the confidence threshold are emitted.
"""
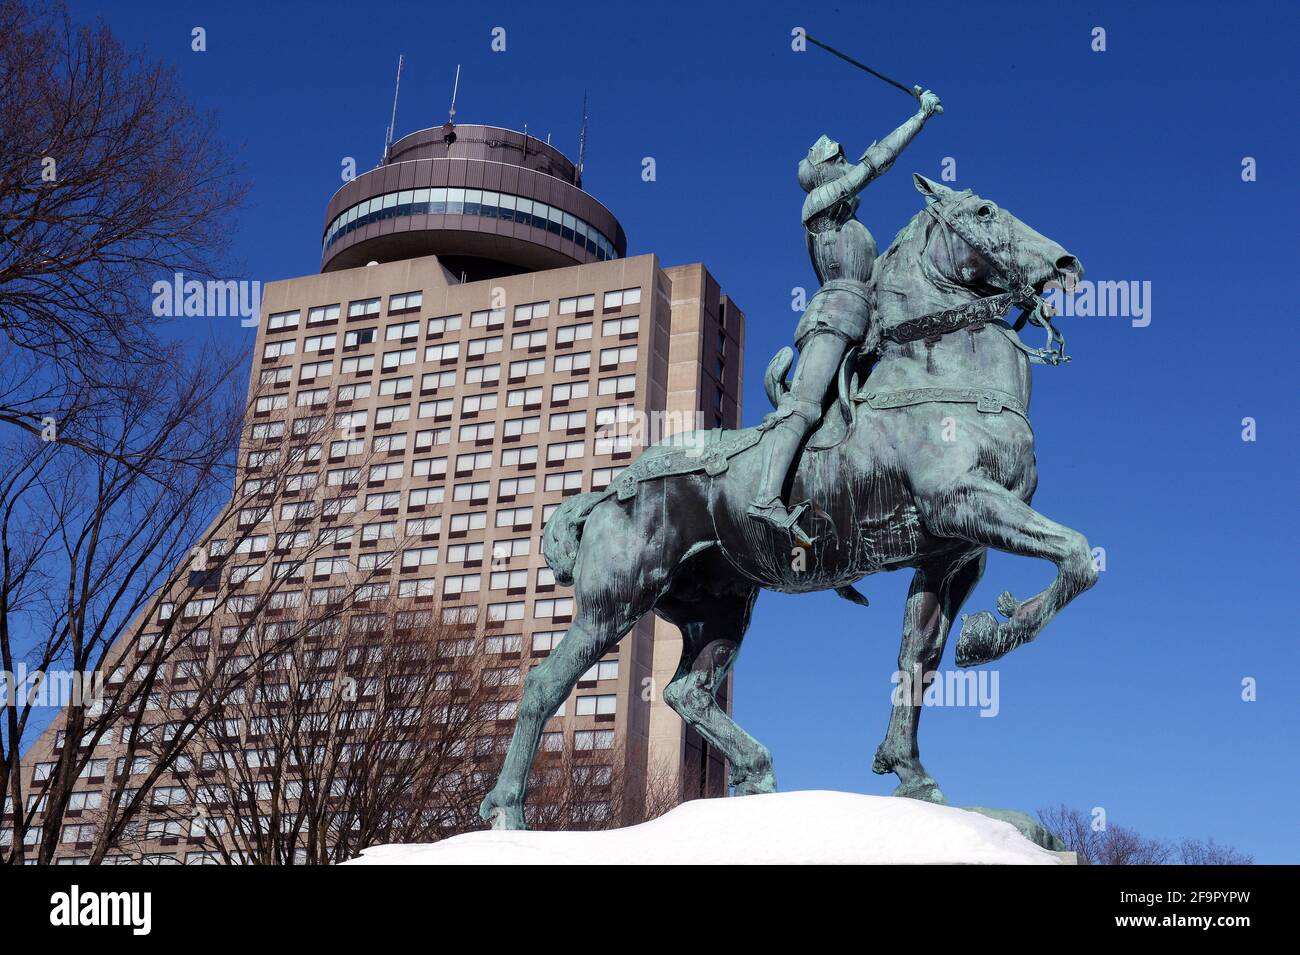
[881,200,1070,366]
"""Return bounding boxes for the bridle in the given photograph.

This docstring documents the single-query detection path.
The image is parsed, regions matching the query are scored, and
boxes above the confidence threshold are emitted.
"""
[883,196,1071,366]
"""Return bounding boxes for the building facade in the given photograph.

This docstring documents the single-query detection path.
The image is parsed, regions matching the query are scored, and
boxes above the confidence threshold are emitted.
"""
[16,123,744,863]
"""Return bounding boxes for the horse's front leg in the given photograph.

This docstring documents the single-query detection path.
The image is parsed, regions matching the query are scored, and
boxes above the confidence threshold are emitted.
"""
[872,549,984,803]
[926,476,1098,667]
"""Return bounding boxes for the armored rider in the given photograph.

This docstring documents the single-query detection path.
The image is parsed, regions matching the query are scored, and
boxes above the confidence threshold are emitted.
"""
[748,89,944,544]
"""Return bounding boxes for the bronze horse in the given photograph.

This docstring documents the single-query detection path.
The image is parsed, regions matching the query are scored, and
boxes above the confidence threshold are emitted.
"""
[480,175,1095,829]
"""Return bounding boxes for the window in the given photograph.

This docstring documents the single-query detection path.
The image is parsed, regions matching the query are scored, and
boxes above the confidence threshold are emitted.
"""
[575,729,615,751]
[262,339,296,359]
[373,433,407,453]
[576,694,616,716]
[267,309,300,331]
[509,358,545,378]
[554,351,591,373]
[419,398,454,419]
[535,596,574,619]
[448,511,486,532]
[495,506,534,528]
[456,451,492,473]
[444,573,481,595]
[551,381,589,402]
[490,570,527,590]
[545,470,583,492]
[582,660,619,682]
[314,556,350,576]
[389,290,423,313]
[499,475,536,496]
[459,421,495,442]
[465,364,500,386]
[600,345,638,366]
[462,393,498,414]
[259,367,291,386]
[300,360,333,381]
[425,342,460,363]
[366,491,400,511]
[530,631,566,654]
[487,601,525,622]
[603,287,641,310]
[341,355,374,374]
[337,383,372,402]
[513,301,550,324]
[603,316,639,336]
[383,347,416,370]
[369,461,405,481]
[375,404,411,425]
[446,542,484,562]
[305,333,337,352]
[555,322,592,345]
[348,297,380,318]
[559,294,595,315]
[511,330,547,350]
[467,335,502,358]
[592,466,625,488]
[422,370,456,390]
[427,314,462,335]
[308,303,340,324]
[344,327,376,347]
[412,456,448,478]
[454,481,490,502]
[508,387,543,407]
[548,440,585,462]
[598,374,637,396]
[402,547,439,569]
[410,487,445,507]
[503,416,540,438]
[550,411,587,431]
[386,320,419,341]
[486,633,523,653]
[501,446,538,466]
[470,308,505,328]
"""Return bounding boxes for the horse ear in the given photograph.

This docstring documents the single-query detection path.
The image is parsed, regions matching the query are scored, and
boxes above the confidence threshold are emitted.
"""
[913,173,949,203]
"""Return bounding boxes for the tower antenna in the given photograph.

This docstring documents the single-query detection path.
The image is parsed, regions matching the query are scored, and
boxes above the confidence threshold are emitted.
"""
[442,64,461,146]
[448,63,461,124]
[576,91,589,187]
[383,53,404,164]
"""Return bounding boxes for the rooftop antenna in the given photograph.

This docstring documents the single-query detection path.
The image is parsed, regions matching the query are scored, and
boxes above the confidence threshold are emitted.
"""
[576,91,589,187]
[442,64,461,145]
[382,53,405,164]
[522,122,528,161]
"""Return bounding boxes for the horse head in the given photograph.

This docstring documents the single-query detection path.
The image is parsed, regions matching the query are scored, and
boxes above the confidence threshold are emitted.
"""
[875,174,1083,329]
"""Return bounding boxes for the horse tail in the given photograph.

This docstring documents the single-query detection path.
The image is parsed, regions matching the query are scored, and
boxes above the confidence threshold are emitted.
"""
[764,346,794,410]
[541,490,607,586]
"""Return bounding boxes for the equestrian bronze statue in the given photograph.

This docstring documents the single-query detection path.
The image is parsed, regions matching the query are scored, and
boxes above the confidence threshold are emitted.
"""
[480,101,1094,830]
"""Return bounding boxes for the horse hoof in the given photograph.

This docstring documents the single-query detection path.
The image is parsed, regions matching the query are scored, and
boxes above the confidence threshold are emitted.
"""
[996,590,1019,618]
[956,611,1002,668]
[733,770,778,796]
[892,776,947,805]
[479,795,526,830]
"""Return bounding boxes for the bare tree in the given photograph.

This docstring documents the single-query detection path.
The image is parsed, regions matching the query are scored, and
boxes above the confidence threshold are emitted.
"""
[1,384,410,864]
[0,0,246,449]
[1037,805,1253,865]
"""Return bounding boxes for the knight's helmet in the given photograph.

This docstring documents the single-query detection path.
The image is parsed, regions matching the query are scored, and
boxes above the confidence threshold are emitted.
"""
[798,134,846,193]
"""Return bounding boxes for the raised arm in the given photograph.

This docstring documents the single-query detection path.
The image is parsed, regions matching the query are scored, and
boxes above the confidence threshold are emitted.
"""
[803,91,943,225]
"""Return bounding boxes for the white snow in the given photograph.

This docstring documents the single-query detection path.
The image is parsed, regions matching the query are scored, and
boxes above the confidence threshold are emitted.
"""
[345,790,1064,865]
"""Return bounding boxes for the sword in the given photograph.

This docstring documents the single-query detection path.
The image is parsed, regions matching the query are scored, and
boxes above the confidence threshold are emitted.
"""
[805,34,930,106]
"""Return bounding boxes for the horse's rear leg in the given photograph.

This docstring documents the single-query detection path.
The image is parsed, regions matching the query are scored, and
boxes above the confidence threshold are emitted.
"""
[872,549,984,803]
[927,476,1098,667]
[659,587,775,796]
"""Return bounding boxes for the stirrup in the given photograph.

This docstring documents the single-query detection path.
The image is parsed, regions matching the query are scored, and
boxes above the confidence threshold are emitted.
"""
[747,497,814,547]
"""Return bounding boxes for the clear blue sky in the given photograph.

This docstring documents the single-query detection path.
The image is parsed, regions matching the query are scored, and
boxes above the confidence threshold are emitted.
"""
[70,0,1298,862]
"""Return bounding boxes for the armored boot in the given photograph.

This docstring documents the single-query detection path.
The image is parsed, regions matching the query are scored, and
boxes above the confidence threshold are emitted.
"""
[747,411,816,547]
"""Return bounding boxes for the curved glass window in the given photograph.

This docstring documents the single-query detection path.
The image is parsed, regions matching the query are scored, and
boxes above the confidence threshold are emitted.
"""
[324,187,618,261]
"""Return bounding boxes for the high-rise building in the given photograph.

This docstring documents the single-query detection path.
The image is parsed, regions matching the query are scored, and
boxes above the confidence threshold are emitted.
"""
[19,123,744,863]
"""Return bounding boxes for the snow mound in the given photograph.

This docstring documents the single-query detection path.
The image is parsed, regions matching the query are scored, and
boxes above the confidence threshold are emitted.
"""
[345,790,1064,865]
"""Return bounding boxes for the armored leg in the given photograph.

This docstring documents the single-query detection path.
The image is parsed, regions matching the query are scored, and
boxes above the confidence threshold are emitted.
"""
[748,330,849,543]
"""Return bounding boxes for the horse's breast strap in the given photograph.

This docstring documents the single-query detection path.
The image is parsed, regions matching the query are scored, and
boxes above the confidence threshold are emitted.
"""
[856,386,1030,423]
